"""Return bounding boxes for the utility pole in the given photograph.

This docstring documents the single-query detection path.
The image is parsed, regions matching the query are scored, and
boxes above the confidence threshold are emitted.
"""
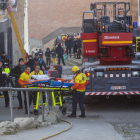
[24,0,29,53]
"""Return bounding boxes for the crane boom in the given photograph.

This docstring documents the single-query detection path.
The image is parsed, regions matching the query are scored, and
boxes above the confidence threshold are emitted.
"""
[7,5,26,62]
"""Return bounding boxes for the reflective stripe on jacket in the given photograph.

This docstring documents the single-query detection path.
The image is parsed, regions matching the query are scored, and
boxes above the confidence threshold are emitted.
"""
[71,73,89,92]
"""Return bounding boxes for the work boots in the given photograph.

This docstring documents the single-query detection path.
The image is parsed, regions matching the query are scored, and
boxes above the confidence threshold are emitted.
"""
[18,106,23,109]
[68,114,76,117]
[79,114,86,118]
[5,103,9,107]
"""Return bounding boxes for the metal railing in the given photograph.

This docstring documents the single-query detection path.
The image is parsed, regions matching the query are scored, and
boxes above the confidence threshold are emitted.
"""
[0,87,53,122]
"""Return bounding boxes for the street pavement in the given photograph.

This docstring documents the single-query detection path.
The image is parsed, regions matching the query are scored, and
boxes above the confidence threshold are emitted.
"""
[1,95,140,140]
[1,116,123,140]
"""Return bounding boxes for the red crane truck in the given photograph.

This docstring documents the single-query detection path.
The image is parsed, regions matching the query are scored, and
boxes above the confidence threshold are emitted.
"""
[81,2,140,102]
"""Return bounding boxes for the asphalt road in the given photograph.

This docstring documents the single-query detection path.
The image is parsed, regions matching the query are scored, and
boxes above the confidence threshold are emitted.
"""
[1,95,140,140]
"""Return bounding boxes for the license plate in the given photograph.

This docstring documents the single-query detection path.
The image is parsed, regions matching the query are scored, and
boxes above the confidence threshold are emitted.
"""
[111,86,126,90]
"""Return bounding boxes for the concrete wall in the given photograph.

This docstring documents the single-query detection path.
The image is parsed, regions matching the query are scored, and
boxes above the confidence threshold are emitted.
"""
[29,38,43,54]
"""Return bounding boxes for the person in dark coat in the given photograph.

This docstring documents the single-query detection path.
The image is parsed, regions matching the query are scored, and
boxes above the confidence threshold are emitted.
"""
[34,53,46,71]
[65,36,71,58]
[0,60,9,107]
[11,58,26,109]
[73,38,77,58]
[56,43,65,65]
[76,38,81,59]
[25,55,37,72]
[45,48,51,66]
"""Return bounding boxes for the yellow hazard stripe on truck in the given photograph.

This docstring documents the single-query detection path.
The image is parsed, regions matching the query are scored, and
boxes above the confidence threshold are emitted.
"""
[102,41,132,44]
[83,39,97,42]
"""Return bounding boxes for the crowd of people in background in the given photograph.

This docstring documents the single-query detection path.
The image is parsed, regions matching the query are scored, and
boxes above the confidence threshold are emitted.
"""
[28,35,81,66]
[65,35,81,59]
[29,47,65,66]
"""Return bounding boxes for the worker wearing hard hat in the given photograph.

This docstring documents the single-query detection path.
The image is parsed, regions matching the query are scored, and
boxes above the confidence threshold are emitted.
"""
[68,66,89,118]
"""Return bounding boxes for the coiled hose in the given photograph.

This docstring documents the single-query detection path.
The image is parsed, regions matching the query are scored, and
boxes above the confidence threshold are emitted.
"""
[39,119,72,140]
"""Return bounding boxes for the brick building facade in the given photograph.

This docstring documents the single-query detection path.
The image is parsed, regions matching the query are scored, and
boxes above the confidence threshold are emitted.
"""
[28,0,138,49]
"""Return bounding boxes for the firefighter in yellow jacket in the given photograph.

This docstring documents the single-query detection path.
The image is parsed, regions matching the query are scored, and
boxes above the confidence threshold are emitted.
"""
[18,66,32,114]
[68,66,89,118]
[29,64,43,115]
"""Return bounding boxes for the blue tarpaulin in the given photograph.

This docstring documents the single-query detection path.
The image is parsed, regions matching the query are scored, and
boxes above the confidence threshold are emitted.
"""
[32,80,74,87]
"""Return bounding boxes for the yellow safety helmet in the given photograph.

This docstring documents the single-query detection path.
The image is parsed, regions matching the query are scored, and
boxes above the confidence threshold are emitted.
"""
[72,66,80,73]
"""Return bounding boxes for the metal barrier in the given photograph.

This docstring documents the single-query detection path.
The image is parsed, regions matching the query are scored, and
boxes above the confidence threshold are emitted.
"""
[0,87,53,122]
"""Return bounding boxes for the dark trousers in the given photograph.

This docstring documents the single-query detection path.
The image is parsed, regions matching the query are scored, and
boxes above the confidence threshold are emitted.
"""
[58,54,65,65]
[72,91,85,115]
[23,91,32,111]
[66,47,71,57]
[73,50,77,58]
[77,53,81,59]
[46,58,50,66]
[32,92,37,105]
[17,91,22,107]
[3,91,9,105]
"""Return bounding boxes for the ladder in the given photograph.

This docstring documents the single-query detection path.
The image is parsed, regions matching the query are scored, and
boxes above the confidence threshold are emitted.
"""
[8,11,26,62]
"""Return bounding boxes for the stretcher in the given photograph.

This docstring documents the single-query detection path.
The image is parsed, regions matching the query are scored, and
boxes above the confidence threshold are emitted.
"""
[32,80,74,87]
[25,80,73,115]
